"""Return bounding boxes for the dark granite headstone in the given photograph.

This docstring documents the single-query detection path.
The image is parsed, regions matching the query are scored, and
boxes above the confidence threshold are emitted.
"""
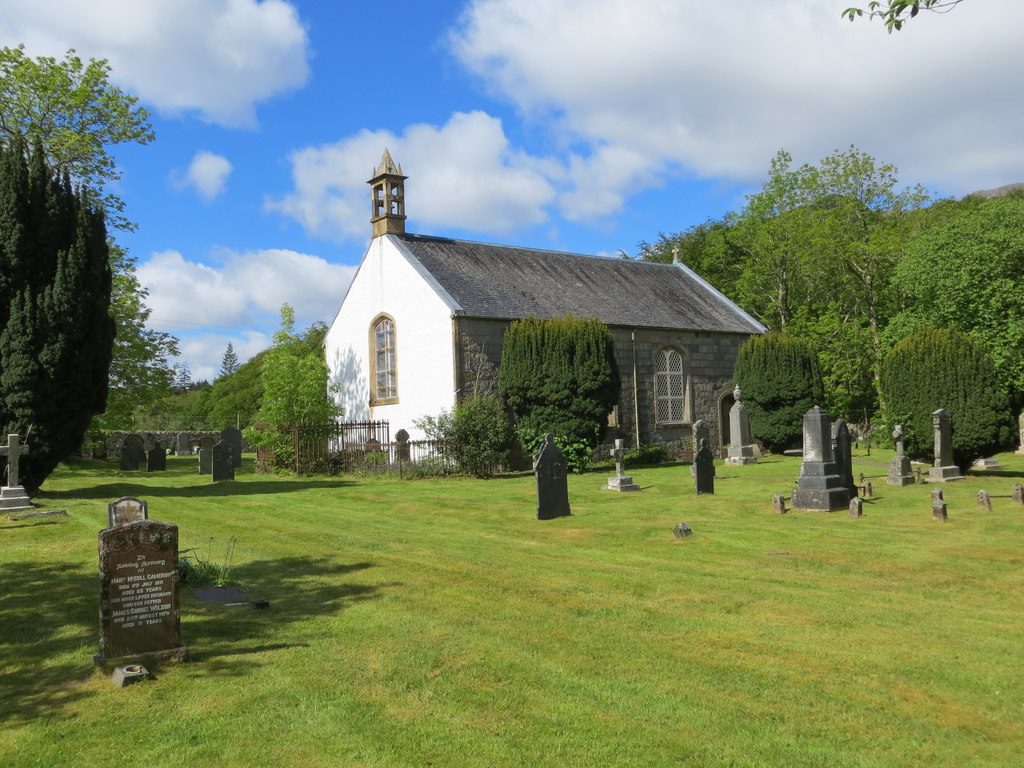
[831,418,856,497]
[96,519,186,664]
[146,445,166,472]
[791,407,850,512]
[212,441,234,482]
[176,432,190,455]
[694,438,715,495]
[120,435,145,471]
[107,496,149,528]
[394,428,410,461]
[690,419,710,478]
[222,426,243,468]
[534,433,570,519]
[198,448,212,474]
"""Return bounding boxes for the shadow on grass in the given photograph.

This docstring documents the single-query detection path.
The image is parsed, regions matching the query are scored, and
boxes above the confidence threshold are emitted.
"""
[0,556,388,722]
[968,469,1024,480]
[35,477,357,502]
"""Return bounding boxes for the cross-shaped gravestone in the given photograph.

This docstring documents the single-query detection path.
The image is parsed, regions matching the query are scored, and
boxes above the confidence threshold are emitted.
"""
[606,438,640,492]
[0,433,29,488]
[611,439,626,478]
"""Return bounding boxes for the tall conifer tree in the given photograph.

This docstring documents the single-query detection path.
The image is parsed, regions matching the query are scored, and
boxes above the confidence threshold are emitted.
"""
[0,139,113,492]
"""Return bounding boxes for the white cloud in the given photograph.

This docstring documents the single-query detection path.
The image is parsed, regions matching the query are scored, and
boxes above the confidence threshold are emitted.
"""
[172,151,233,201]
[0,0,310,127]
[137,247,356,333]
[449,0,1024,203]
[266,111,557,241]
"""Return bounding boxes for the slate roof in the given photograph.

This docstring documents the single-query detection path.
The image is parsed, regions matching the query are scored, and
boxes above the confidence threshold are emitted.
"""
[394,233,766,335]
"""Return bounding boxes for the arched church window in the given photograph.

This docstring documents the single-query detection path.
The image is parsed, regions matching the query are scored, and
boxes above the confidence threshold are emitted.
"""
[655,348,685,423]
[371,315,398,404]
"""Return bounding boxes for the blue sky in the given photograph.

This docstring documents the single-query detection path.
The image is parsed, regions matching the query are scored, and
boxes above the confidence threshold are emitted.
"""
[1,0,1022,381]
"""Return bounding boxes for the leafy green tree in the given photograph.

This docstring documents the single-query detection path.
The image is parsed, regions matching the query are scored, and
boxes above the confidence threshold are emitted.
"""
[499,316,619,472]
[843,1,966,32]
[220,342,240,378]
[890,193,1024,394]
[198,350,267,429]
[415,394,514,478]
[0,45,154,230]
[243,305,342,465]
[879,326,1011,469]
[733,332,825,452]
[0,139,113,492]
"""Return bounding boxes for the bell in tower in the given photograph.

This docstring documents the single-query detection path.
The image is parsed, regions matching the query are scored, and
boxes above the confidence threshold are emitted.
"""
[368,149,408,238]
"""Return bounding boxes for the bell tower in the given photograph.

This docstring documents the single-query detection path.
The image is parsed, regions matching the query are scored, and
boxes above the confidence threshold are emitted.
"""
[368,149,407,238]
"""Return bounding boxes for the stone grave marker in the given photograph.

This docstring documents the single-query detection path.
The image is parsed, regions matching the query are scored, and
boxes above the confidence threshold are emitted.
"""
[606,438,640,492]
[672,522,693,538]
[221,426,243,468]
[198,447,212,474]
[772,493,788,515]
[791,407,850,512]
[96,519,186,664]
[534,433,570,519]
[176,432,190,456]
[120,434,145,471]
[107,496,149,528]
[1014,484,1024,505]
[977,490,992,511]
[725,386,757,466]
[146,444,166,472]
[932,497,948,522]
[887,424,915,486]
[211,441,235,482]
[690,419,710,478]
[1017,412,1024,456]
[973,457,1002,471]
[395,428,411,461]
[0,433,33,512]
[928,409,962,482]
[694,438,715,495]
[849,497,863,518]
[831,418,856,498]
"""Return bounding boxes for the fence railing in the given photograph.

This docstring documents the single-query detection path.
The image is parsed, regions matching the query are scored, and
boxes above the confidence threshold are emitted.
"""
[254,421,455,476]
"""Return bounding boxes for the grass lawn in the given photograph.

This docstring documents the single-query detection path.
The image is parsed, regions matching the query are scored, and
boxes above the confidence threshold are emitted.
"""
[1,449,1022,767]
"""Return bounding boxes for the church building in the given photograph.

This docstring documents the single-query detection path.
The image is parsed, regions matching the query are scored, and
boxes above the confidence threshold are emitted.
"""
[323,151,766,452]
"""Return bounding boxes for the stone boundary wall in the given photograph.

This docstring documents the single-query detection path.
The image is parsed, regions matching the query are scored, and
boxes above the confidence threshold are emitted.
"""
[83,431,250,459]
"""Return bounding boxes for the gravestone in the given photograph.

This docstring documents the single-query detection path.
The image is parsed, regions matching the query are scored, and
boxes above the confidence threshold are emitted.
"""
[928,409,962,482]
[672,522,693,538]
[120,434,145,471]
[791,407,850,512]
[725,386,757,466]
[394,428,410,461]
[932,497,948,522]
[96,519,186,664]
[931,487,944,504]
[606,438,640,492]
[1017,412,1024,456]
[972,457,1002,471]
[146,445,166,472]
[977,490,992,511]
[211,441,235,482]
[534,433,570,519]
[887,424,915,486]
[197,448,212,474]
[1014,484,1024,505]
[175,432,190,456]
[772,493,787,515]
[693,438,715,495]
[690,419,712,478]
[849,497,864,518]
[107,496,149,528]
[831,418,856,498]
[221,426,243,468]
[0,433,33,512]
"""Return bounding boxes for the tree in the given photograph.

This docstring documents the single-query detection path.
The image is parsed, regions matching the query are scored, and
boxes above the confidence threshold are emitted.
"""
[415,394,515,478]
[879,326,1011,470]
[243,305,342,467]
[198,350,267,430]
[733,333,825,452]
[498,316,619,472]
[220,342,240,378]
[842,1,966,32]
[890,193,1024,394]
[0,45,154,231]
[0,139,113,492]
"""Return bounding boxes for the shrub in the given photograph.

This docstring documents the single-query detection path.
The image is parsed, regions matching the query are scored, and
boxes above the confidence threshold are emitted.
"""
[499,316,619,471]
[516,426,597,474]
[415,394,514,478]
[733,332,824,452]
[879,326,1013,470]
[624,443,669,467]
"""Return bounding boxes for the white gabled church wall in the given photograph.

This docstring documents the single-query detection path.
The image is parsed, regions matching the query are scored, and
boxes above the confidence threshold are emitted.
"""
[324,236,456,440]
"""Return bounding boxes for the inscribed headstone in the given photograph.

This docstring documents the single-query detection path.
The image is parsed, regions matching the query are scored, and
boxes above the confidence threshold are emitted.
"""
[534,433,570,519]
[725,386,757,466]
[690,419,710,478]
[831,418,856,497]
[887,424,915,486]
[107,496,149,528]
[96,519,186,664]
[197,448,212,475]
[120,434,145,471]
[0,433,33,512]
[176,432,190,456]
[1017,412,1024,456]
[221,427,243,468]
[146,445,166,472]
[211,441,235,482]
[928,409,962,482]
